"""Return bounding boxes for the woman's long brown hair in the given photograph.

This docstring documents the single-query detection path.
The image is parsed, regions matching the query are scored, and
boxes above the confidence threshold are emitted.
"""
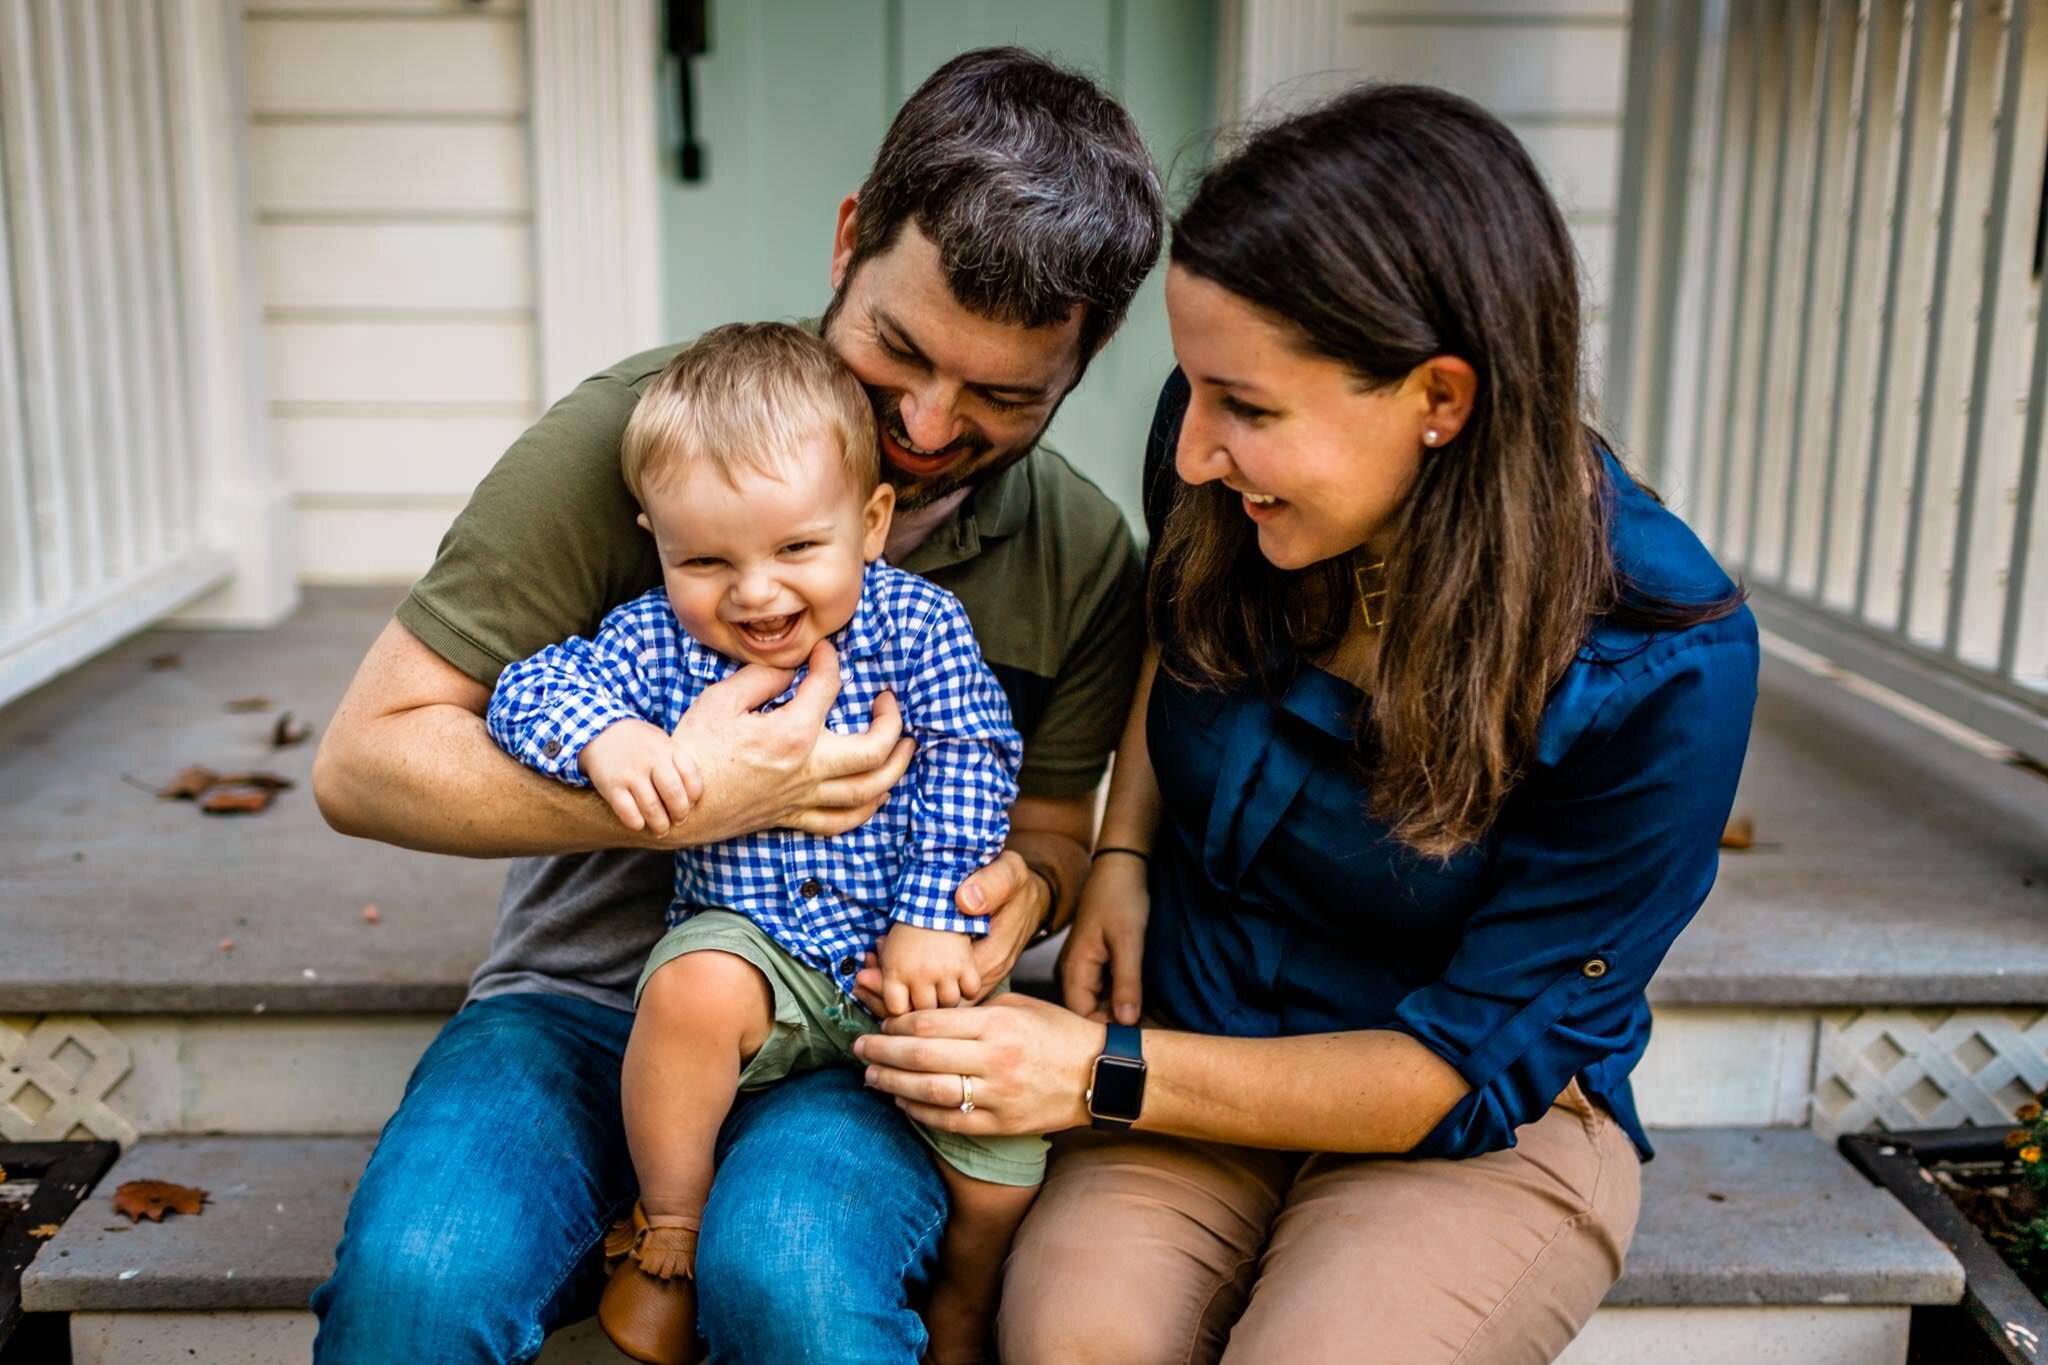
[1152,86,1743,859]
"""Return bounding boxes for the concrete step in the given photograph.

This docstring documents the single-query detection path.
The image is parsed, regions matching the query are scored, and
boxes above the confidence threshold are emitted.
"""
[4,595,2045,1144]
[7,593,2043,1018]
[14,1128,1961,1364]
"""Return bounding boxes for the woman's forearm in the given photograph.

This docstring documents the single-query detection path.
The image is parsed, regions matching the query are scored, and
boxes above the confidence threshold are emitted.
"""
[1133,1026,1471,1153]
[1095,649,1162,853]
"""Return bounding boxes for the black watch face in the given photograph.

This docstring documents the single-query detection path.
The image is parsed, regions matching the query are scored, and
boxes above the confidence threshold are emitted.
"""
[1091,1055,1146,1120]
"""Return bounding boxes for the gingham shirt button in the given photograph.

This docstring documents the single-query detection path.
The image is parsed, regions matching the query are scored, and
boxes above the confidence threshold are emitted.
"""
[541,739,562,757]
[800,878,822,898]
[837,956,857,974]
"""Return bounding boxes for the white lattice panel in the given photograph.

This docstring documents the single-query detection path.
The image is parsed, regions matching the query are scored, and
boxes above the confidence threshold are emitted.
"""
[0,1014,136,1145]
[1814,1009,2048,1138]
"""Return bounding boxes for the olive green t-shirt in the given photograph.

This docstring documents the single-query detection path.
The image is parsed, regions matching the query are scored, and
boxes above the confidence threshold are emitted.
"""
[396,341,1144,1009]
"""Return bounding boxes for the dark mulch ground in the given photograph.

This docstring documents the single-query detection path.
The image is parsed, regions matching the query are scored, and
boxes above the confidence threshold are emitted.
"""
[1933,1161,2048,1300]
[0,1177,70,1365]
[1906,1158,2048,1365]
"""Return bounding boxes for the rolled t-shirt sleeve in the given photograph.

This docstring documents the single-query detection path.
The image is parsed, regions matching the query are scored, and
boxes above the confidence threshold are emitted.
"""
[1014,528,1141,798]
[396,368,660,687]
[1390,622,1759,1161]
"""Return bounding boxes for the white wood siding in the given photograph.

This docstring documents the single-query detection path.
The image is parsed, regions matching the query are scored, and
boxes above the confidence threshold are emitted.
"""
[1234,0,1630,387]
[243,0,537,583]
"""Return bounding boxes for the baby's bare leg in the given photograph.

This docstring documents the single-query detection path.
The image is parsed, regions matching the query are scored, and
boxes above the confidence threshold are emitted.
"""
[622,950,775,1222]
[924,1167,1038,1365]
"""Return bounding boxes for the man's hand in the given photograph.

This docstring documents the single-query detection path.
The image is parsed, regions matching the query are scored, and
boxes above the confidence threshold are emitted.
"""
[666,638,916,846]
[875,923,983,1014]
[577,719,704,836]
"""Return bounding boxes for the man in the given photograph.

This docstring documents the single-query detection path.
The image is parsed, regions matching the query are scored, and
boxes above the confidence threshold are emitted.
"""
[308,48,1162,1363]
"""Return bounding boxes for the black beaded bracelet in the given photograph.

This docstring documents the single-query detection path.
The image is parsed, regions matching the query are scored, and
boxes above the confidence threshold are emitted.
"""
[1092,846,1150,863]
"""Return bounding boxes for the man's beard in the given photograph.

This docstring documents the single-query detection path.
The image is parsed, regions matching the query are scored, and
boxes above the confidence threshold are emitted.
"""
[821,282,1058,512]
[874,394,1039,512]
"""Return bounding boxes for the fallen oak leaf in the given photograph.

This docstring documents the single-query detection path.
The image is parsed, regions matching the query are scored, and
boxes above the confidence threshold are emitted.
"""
[361,904,381,924]
[211,771,294,791]
[224,696,272,713]
[1719,814,1755,850]
[200,785,276,815]
[218,938,235,953]
[27,1223,58,1239]
[145,652,181,671]
[111,1180,207,1222]
[271,712,312,749]
[157,767,219,800]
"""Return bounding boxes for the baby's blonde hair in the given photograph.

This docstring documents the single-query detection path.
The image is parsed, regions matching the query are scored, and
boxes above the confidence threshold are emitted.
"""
[621,322,879,503]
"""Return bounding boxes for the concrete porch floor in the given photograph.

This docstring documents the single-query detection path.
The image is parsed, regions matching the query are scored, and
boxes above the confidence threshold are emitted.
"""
[3,587,2044,1018]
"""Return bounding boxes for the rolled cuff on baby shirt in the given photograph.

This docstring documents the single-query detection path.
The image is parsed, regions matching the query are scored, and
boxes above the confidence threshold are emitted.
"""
[485,595,674,787]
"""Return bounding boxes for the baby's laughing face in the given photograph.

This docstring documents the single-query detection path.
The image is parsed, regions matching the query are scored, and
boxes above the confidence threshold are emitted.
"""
[638,432,894,669]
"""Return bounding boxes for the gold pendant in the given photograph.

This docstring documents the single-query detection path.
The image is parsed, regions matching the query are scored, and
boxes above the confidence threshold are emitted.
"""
[1354,557,1388,629]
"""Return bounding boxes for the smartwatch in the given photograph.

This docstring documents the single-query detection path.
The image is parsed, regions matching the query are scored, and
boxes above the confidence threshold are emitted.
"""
[1085,1022,1147,1131]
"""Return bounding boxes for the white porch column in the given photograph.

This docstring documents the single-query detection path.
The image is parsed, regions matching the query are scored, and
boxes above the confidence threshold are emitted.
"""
[527,0,665,403]
[167,0,293,627]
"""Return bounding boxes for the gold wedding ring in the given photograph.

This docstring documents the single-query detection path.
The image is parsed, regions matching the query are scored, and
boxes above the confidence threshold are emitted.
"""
[959,1074,976,1114]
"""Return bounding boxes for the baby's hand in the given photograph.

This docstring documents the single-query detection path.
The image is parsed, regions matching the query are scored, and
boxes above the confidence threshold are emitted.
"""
[577,719,704,836]
[876,923,983,1015]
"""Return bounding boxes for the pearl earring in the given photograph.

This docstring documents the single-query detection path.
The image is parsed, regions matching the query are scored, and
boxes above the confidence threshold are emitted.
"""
[1423,428,1440,447]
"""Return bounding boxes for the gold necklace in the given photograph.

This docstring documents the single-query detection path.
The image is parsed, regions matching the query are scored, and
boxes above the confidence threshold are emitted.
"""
[1354,556,1388,630]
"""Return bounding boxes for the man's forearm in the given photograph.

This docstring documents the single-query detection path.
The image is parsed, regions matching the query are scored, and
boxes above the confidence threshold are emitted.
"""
[314,700,666,857]
[1008,824,1089,935]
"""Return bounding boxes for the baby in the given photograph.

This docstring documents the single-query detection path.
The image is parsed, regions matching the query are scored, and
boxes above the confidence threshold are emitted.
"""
[486,323,1042,1365]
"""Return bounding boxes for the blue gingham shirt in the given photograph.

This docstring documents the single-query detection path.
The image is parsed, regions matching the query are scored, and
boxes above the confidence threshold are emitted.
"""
[486,560,1022,998]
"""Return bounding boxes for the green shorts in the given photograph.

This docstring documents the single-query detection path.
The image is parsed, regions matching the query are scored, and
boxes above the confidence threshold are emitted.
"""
[635,909,1047,1188]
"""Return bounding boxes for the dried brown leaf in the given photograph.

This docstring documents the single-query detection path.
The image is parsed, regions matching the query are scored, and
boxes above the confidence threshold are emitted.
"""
[1719,814,1755,850]
[218,938,235,953]
[224,696,272,713]
[360,904,382,925]
[271,712,313,749]
[26,1223,57,1239]
[111,1180,207,1222]
[158,767,219,800]
[200,785,275,815]
[212,771,294,791]
[145,652,181,671]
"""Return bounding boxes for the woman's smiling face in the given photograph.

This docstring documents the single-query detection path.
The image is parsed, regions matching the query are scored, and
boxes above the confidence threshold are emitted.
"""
[1165,265,1435,572]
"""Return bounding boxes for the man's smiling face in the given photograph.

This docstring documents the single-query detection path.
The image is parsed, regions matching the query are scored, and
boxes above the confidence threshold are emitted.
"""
[822,207,1086,512]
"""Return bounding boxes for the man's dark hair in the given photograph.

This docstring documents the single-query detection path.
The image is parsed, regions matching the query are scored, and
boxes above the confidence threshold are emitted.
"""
[846,47,1164,364]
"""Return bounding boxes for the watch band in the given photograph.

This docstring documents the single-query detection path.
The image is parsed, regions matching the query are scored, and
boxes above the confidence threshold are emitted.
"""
[1103,1021,1143,1063]
[1087,1022,1147,1132]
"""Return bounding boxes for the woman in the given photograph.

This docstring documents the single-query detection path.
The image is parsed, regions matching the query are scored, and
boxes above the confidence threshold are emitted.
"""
[853,84,1758,1362]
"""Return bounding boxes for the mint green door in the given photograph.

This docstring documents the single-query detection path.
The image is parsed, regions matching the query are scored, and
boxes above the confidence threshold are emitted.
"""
[660,0,1218,534]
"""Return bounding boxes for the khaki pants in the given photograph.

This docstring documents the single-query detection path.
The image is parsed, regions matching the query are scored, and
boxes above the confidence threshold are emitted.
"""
[997,1082,1639,1365]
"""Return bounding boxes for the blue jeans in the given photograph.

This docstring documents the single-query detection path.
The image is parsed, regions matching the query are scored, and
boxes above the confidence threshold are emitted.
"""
[310,991,947,1364]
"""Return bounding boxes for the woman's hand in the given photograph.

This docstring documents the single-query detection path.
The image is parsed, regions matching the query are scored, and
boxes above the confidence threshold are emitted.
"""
[1059,850,1149,1025]
[853,994,1104,1137]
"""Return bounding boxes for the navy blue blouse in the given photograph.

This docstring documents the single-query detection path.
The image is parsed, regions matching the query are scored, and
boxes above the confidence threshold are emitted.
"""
[1139,373,1759,1162]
